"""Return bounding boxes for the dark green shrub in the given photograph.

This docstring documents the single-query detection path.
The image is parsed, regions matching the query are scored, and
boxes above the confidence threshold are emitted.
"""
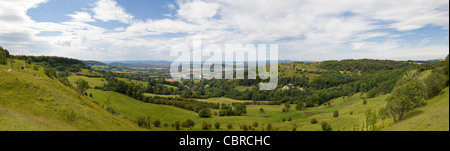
[153,119,161,127]
[214,122,220,129]
[310,118,318,124]
[227,124,233,130]
[182,119,195,128]
[333,111,339,118]
[321,122,332,131]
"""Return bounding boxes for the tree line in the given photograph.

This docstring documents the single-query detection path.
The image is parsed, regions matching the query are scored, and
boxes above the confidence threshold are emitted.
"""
[0,46,10,65]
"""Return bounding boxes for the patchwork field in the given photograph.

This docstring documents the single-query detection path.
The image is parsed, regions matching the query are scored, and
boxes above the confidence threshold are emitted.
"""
[1,59,448,131]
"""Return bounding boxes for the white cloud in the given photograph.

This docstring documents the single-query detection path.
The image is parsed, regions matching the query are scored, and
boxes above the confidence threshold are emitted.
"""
[91,0,134,24]
[177,0,220,23]
[0,0,448,61]
[67,11,95,23]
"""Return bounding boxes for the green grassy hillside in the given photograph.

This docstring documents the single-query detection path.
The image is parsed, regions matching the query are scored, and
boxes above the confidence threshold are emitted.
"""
[1,59,448,131]
[0,60,143,131]
[382,88,449,131]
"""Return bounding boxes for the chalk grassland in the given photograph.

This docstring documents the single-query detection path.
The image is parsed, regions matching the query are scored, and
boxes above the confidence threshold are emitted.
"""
[382,88,449,131]
[87,85,449,131]
[0,60,143,131]
[1,60,448,131]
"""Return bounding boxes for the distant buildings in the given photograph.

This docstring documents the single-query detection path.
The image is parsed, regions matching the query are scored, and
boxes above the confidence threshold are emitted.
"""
[282,83,304,91]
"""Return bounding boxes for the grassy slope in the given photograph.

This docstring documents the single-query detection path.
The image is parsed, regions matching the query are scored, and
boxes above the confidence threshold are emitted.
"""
[382,88,449,131]
[86,87,390,131]
[1,60,447,131]
[0,60,143,131]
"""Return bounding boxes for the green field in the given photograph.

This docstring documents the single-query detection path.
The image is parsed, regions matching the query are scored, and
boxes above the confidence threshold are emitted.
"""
[196,97,253,105]
[0,60,143,131]
[68,75,106,88]
[1,59,448,131]
[86,85,450,131]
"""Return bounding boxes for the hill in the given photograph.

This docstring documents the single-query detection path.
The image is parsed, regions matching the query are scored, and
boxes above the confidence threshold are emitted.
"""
[1,51,448,131]
[0,59,143,130]
[382,88,449,131]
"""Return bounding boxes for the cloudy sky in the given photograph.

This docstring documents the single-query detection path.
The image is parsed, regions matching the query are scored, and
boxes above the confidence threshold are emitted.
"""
[0,0,448,61]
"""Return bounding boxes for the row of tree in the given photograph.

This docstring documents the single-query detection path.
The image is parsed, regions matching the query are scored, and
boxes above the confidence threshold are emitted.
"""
[0,46,10,65]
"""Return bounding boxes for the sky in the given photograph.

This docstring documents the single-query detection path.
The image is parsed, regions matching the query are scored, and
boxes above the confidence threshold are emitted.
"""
[0,0,448,61]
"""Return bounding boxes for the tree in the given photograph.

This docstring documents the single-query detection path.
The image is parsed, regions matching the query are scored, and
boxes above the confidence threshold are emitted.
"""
[175,121,181,130]
[266,123,272,131]
[333,110,339,118]
[365,110,378,131]
[292,123,298,131]
[310,118,318,124]
[136,116,151,129]
[27,58,33,64]
[227,123,233,130]
[182,119,195,128]
[284,103,291,112]
[296,102,305,110]
[378,107,389,128]
[214,122,221,129]
[198,108,212,118]
[153,119,161,127]
[386,77,426,122]
[76,79,89,95]
[424,72,447,99]
[240,124,248,131]
[444,55,449,78]
[252,122,259,128]
[321,122,332,131]
[259,108,265,114]
[202,121,210,130]
[0,46,9,65]
[234,103,247,116]
[44,66,56,78]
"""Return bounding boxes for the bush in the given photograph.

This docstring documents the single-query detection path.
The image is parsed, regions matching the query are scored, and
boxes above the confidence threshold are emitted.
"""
[175,121,181,130]
[363,99,367,105]
[227,123,233,130]
[202,121,210,130]
[136,116,151,129]
[296,102,304,110]
[234,103,247,116]
[182,119,195,128]
[266,123,272,131]
[198,108,212,118]
[214,122,221,129]
[287,117,292,121]
[241,125,248,131]
[44,66,56,78]
[333,111,339,118]
[252,122,259,128]
[153,119,161,127]
[259,108,265,114]
[321,122,332,131]
[424,72,447,99]
[218,109,226,116]
[310,118,318,124]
